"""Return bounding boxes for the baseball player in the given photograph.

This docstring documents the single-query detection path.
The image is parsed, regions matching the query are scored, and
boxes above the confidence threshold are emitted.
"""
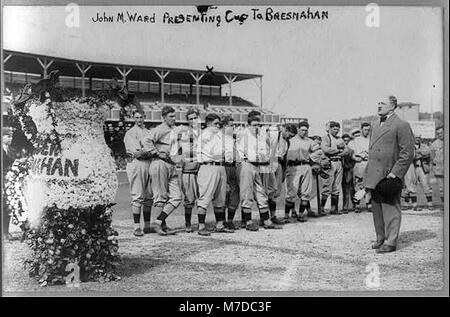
[123,111,153,237]
[236,114,282,231]
[430,126,444,206]
[347,122,371,213]
[146,106,182,236]
[221,115,240,230]
[269,123,296,224]
[258,124,291,225]
[196,113,235,236]
[320,121,350,215]
[284,121,319,222]
[403,136,433,210]
[171,108,202,232]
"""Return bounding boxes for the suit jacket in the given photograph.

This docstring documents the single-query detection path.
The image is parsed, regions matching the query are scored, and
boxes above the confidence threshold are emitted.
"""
[363,113,415,189]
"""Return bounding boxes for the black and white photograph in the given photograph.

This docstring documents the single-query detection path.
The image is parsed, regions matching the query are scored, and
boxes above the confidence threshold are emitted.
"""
[1,1,448,298]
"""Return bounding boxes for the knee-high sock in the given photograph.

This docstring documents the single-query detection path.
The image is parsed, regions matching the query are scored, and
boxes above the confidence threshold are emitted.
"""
[185,207,192,227]
[285,201,294,216]
[143,205,151,229]
[268,200,277,218]
[132,205,141,230]
[214,206,226,227]
[331,195,339,211]
[197,206,207,230]
[227,208,236,222]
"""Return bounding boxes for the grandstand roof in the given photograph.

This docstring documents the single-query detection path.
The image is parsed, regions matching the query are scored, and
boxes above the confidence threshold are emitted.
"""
[3,49,262,86]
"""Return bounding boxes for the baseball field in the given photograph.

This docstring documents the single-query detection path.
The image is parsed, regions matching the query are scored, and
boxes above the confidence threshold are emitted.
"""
[2,173,446,294]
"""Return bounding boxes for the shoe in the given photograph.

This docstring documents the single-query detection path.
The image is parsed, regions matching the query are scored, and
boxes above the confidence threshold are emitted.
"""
[291,211,298,219]
[371,241,384,249]
[162,223,177,235]
[259,219,265,227]
[154,223,168,236]
[343,209,349,214]
[318,209,327,217]
[354,207,361,213]
[246,223,259,232]
[143,227,153,234]
[336,209,343,215]
[198,228,211,236]
[329,210,339,215]
[376,244,396,254]
[263,223,283,229]
[284,214,290,221]
[225,221,236,230]
[185,226,194,233]
[297,216,308,223]
[271,217,285,225]
[133,228,144,237]
[214,226,235,233]
[241,221,247,229]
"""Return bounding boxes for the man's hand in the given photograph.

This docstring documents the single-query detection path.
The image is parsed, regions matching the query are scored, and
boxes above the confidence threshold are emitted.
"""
[158,152,168,160]
[387,172,397,179]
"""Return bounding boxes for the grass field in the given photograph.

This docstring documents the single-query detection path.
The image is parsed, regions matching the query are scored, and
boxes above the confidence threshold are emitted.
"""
[2,172,446,294]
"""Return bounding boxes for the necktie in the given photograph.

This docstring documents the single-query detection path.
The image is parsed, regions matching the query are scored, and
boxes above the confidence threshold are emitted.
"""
[380,116,387,123]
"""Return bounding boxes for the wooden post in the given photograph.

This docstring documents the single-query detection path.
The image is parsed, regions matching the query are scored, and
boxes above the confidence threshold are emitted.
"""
[76,63,92,98]
[190,72,205,105]
[37,57,54,77]
[155,70,170,103]
[224,75,237,106]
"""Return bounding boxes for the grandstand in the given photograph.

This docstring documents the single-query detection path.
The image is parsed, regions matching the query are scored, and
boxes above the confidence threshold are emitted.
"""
[2,49,283,126]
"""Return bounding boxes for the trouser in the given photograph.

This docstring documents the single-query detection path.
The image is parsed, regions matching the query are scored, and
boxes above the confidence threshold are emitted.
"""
[342,169,355,209]
[371,190,402,247]
[196,164,227,210]
[321,160,343,197]
[404,164,432,200]
[225,165,240,210]
[285,165,313,203]
[238,161,269,212]
[181,172,198,209]
[150,159,182,216]
[126,159,153,207]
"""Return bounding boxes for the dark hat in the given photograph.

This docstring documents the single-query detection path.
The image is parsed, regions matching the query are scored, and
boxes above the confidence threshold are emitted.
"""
[374,177,403,203]
[298,121,309,129]
[329,121,340,129]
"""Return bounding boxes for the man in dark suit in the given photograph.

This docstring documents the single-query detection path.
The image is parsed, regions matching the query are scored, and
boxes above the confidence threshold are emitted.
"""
[364,96,415,254]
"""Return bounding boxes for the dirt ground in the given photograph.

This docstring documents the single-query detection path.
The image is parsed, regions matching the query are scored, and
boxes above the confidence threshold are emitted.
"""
[2,173,446,294]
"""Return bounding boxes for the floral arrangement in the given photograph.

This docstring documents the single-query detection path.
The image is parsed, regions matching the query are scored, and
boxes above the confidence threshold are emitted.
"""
[24,205,120,286]
[5,74,126,286]
[4,157,32,228]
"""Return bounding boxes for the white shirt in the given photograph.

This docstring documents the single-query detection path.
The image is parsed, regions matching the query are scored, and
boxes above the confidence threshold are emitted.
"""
[196,127,233,163]
[123,125,151,153]
[236,126,271,163]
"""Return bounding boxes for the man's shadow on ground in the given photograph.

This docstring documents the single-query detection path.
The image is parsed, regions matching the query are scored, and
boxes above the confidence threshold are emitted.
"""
[397,229,438,250]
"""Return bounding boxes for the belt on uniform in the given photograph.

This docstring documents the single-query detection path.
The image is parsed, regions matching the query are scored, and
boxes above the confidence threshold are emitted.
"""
[201,162,226,166]
[330,158,342,162]
[247,161,270,166]
[158,157,175,165]
[224,162,236,167]
[287,160,310,167]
